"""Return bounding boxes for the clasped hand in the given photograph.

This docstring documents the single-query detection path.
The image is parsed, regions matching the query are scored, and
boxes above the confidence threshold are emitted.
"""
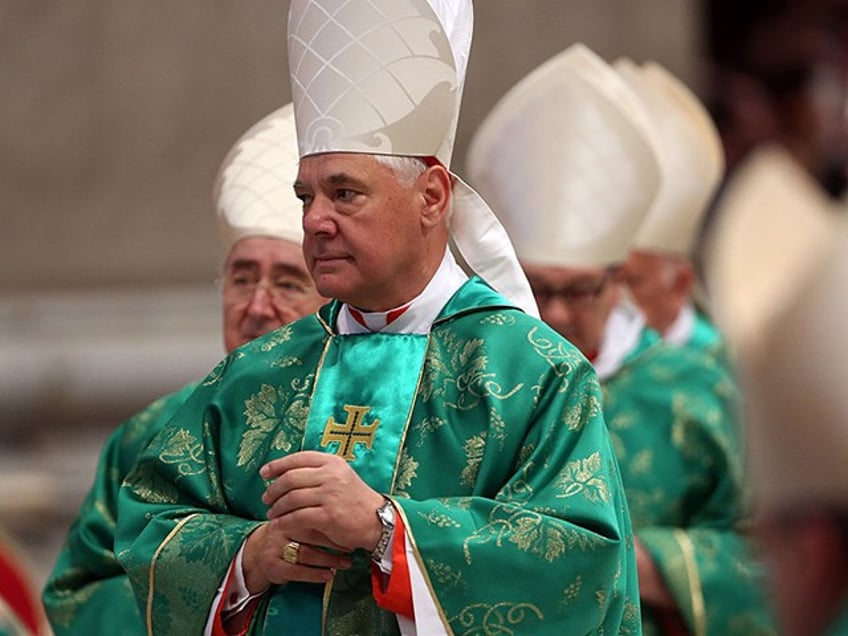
[242,451,385,593]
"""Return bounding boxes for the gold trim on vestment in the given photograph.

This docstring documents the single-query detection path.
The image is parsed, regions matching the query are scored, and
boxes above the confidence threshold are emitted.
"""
[672,528,706,636]
[147,513,200,635]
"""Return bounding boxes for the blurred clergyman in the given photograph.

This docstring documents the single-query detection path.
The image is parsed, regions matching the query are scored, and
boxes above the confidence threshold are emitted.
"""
[706,144,848,636]
[41,104,326,635]
[615,60,727,353]
[469,43,776,636]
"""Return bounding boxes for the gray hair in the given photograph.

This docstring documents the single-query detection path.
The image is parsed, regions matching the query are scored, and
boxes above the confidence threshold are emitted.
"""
[371,155,453,222]
[372,155,428,187]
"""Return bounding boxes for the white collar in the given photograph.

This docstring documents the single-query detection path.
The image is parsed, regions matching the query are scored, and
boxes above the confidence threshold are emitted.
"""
[593,300,647,381]
[337,249,468,335]
[662,302,695,347]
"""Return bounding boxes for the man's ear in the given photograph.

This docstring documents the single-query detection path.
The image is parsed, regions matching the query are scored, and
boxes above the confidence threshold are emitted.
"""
[672,260,695,298]
[419,164,452,228]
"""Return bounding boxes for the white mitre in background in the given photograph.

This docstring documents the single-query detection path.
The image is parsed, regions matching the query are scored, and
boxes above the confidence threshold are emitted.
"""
[466,43,662,268]
[615,59,725,257]
[704,144,847,513]
[214,103,303,251]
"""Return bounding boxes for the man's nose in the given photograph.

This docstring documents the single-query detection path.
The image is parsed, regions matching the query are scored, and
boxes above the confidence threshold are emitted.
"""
[245,283,276,318]
[302,196,336,235]
[541,296,574,327]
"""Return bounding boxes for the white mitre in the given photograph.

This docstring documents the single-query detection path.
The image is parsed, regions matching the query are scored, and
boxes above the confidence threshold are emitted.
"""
[287,0,538,317]
[466,43,662,268]
[615,60,724,256]
[704,144,846,512]
[214,103,302,252]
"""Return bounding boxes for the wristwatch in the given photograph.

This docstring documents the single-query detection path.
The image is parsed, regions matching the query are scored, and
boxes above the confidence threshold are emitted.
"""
[371,498,396,563]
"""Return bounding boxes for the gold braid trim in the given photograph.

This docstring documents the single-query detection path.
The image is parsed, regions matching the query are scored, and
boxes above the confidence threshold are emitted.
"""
[146,513,201,635]
[672,528,706,636]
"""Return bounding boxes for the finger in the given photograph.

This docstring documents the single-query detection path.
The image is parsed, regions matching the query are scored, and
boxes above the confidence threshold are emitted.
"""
[262,467,325,505]
[266,488,322,519]
[260,450,332,480]
[295,544,353,570]
[270,518,348,552]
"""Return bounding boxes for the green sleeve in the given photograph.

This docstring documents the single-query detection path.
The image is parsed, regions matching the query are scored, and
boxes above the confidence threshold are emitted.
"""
[42,381,198,636]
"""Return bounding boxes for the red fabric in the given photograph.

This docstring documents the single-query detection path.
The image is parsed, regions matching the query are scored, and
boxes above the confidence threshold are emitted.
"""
[371,514,414,619]
[211,559,261,636]
[348,307,369,329]
[385,305,410,325]
[0,544,43,635]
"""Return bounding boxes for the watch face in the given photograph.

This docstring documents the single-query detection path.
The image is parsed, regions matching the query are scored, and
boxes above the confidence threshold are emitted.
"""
[378,501,395,525]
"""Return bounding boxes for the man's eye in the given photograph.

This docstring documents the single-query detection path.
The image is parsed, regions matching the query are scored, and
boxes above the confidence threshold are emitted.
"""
[336,188,357,201]
[295,192,312,206]
[230,274,254,286]
[273,279,306,294]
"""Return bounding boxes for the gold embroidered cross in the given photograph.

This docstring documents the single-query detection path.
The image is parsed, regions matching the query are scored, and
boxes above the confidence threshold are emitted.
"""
[320,405,380,461]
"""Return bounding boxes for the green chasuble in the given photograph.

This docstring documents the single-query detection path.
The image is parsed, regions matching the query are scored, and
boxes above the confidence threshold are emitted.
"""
[602,328,776,635]
[42,381,199,635]
[116,278,640,635]
[686,310,722,355]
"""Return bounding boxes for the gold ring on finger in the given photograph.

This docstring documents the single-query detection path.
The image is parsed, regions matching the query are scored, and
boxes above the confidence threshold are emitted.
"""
[282,540,301,565]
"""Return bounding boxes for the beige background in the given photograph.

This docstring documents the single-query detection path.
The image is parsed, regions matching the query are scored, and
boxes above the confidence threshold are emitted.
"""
[0,0,702,600]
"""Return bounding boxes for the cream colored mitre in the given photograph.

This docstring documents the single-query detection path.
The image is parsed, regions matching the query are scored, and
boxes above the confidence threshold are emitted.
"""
[615,59,724,256]
[466,43,662,268]
[703,144,839,356]
[703,144,845,512]
[213,103,303,253]
[286,0,538,317]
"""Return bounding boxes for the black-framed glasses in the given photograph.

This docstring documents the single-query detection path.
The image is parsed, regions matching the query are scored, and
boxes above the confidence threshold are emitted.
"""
[530,274,611,309]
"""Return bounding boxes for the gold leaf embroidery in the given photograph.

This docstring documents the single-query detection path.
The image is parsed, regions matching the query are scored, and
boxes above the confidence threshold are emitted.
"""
[460,433,486,487]
[419,509,462,529]
[159,428,206,477]
[561,575,583,605]
[393,448,419,495]
[415,415,448,447]
[256,325,294,352]
[239,384,279,468]
[124,461,179,504]
[555,452,610,503]
[425,559,465,588]
[421,332,523,411]
[478,312,516,326]
[450,601,544,635]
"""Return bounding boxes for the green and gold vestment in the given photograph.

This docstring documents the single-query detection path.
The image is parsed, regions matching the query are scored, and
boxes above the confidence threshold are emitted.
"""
[42,381,200,635]
[116,278,640,635]
[602,328,775,635]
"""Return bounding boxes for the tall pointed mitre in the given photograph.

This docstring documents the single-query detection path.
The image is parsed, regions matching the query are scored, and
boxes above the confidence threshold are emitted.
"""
[213,103,303,253]
[286,0,538,317]
[465,43,662,268]
[704,144,846,511]
[615,60,725,256]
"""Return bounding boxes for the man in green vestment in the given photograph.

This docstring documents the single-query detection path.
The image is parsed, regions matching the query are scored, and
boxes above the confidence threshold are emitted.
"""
[706,145,848,636]
[114,2,640,634]
[468,43,775,636]
[41,104,326,635]
[612,61,726,355]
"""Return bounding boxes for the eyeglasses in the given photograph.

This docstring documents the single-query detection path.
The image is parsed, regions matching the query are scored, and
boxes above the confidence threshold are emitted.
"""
[220,271,315,305]
[530,275,611,309]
